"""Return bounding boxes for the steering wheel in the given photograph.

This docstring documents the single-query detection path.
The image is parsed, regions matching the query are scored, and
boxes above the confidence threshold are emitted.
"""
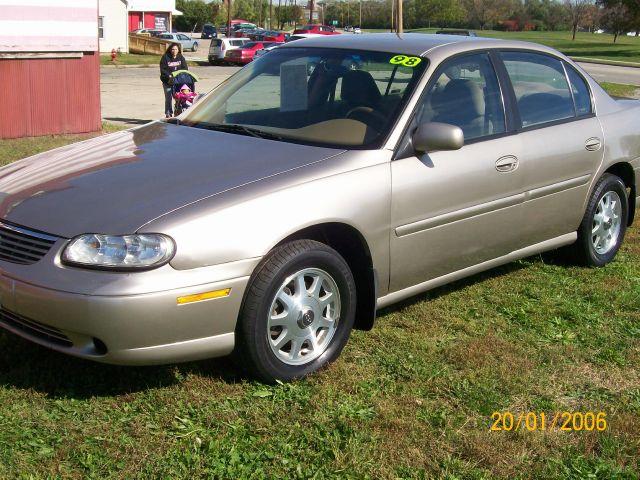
[345,106,387,131]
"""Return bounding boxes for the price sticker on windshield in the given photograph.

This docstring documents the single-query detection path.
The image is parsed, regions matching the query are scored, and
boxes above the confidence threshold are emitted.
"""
[390,55,422,67]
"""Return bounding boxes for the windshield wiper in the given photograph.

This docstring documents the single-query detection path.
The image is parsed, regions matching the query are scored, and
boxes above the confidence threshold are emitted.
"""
[188,122,285,141]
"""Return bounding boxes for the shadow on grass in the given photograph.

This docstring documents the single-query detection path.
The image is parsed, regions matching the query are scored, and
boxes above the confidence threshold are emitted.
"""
[377,254,547,315]
[0,333,246,399]
[103,117,153,125]
[0,252,569,398]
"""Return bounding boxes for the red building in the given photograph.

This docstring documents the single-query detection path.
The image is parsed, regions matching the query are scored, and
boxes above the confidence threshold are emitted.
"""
[0,0,101,139]
[127,0,181,32]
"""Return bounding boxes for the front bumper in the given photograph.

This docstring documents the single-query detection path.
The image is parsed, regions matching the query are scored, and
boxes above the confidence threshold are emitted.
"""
[0,257,257,365]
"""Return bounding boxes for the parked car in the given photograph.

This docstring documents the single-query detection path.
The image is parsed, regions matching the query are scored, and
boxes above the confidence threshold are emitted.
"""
[234,27,264,38]
[293,24,340,35]
[353,26,362,34]
[132,28,164,37]
[1,34,637,383]
[201,24,217,39]
[208,37,251,64]
[435,29,477,36]
[158,33,199,51]
[254,43,281,59]
[224,41,276,64]
[286,33,323,42]
[344,25,353,32]
[252,30,288,42]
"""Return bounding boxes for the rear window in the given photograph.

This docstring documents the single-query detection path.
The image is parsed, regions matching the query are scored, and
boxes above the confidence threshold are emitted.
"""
[565,65,592,116]
[212,39,222,47]
[230,40,245,46]
[501,51,574,128]
[244,42,260,48]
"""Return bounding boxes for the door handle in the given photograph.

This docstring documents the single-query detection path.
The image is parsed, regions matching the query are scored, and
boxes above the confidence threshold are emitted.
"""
[495,155,519,173]
[585,137,602,151]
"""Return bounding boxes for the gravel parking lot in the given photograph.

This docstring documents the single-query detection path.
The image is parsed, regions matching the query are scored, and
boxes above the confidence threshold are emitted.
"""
[101,63,240,125]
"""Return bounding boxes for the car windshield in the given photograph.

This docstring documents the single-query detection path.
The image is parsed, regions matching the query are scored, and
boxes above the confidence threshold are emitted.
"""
[181,47,427,148]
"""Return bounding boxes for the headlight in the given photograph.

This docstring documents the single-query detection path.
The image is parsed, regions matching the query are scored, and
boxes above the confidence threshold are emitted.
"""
[62,234,175,270]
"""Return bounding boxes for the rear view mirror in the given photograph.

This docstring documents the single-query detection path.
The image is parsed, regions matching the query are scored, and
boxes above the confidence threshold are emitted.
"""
[412,122,464,154]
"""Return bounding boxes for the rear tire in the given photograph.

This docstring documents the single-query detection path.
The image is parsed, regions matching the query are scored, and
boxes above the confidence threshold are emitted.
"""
[569,173,628,266]
[235,240,356,383]
[192,42,198,52]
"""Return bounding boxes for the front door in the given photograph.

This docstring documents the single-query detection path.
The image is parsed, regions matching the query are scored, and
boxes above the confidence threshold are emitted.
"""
[390,52,526,292]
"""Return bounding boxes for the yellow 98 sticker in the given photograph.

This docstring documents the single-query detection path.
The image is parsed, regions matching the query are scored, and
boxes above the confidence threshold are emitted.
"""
[390,55,422,67]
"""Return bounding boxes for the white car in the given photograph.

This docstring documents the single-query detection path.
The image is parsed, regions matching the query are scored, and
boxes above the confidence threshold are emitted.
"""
[353,27,362,34]
[208,37,251,64]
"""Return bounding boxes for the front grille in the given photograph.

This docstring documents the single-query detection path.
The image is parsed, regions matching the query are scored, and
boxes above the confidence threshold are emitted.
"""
[0,308,73,348]
[0,221,58,265]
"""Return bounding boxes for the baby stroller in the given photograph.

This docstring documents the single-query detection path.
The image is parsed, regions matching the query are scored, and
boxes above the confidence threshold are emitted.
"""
[171,70,200,115]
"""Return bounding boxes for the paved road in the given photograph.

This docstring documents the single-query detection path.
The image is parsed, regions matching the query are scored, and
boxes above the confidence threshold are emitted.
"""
[577,62,640,87]
[101,60,639,125]
[101,64,239,124]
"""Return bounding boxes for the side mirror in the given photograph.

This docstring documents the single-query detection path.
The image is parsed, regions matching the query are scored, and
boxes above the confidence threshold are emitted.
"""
[412,122,464,154]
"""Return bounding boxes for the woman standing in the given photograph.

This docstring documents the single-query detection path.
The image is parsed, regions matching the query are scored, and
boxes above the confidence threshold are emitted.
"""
[160,43,188,118]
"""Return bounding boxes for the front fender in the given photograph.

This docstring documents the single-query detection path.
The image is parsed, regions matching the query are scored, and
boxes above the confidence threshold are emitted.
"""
[141,150,393,294]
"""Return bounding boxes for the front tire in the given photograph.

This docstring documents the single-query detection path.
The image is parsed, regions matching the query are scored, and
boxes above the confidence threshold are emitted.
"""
[235,240,356,383]
[571,173,628,266]
[192,42,198,52]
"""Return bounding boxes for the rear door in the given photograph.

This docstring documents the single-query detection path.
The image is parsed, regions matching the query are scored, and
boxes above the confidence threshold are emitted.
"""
[498,51,604,245]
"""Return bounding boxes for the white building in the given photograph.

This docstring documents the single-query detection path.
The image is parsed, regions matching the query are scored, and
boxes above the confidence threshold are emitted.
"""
[98,0,129,53]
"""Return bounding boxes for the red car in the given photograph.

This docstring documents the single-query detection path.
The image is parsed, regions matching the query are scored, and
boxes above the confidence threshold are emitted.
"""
[223,41,277,64]
[293,24,340,35]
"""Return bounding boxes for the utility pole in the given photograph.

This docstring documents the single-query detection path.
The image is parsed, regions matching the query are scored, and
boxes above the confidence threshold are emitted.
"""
[277,0,281,29]
[396,0,402,33]
[359,0,362,27]
[309,0,314,23]
[269,0,273,29]
[227,0,232,37]
[390,0,394,33]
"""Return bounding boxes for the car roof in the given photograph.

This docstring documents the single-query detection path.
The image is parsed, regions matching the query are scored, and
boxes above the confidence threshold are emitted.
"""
[278,32,561,58]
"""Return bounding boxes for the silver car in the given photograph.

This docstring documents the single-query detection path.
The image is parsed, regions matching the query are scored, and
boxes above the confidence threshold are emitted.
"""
[0,34,638,382]
[159,33,199,52]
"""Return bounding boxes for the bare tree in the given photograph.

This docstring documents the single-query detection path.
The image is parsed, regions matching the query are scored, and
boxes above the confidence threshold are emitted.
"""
[462,0,513,30]
[564,0,593,40]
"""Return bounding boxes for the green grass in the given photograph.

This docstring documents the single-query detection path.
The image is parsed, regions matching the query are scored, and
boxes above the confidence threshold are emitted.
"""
[100,53,163,66]
[0,122,126,167]
[368,28,640,65]
[0,87,638,479]
[600,82,640,98]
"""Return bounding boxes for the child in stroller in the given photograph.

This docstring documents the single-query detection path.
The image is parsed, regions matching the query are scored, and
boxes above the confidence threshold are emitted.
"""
[175,84,197,111]
[171,70,200,115]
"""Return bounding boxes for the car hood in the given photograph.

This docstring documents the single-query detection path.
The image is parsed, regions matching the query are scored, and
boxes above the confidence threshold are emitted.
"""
[0,122,344,238]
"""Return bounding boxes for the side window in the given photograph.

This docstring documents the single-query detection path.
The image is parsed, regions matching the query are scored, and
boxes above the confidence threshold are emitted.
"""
[501,51,575,127]
[417,53,505,141]
[565,64,592,116]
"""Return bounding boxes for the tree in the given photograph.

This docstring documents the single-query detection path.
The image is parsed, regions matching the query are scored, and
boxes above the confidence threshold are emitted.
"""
[600,1,632,41]
[175,0,218,31]
[462,0,514,29]
[564,0,593,40]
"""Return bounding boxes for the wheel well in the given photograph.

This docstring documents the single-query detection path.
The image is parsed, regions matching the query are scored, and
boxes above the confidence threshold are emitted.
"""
[605,162,636,226]
[276,223,377,331]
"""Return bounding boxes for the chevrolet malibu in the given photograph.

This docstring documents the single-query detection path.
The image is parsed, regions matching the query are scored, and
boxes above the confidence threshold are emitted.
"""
[0,34,638,382]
